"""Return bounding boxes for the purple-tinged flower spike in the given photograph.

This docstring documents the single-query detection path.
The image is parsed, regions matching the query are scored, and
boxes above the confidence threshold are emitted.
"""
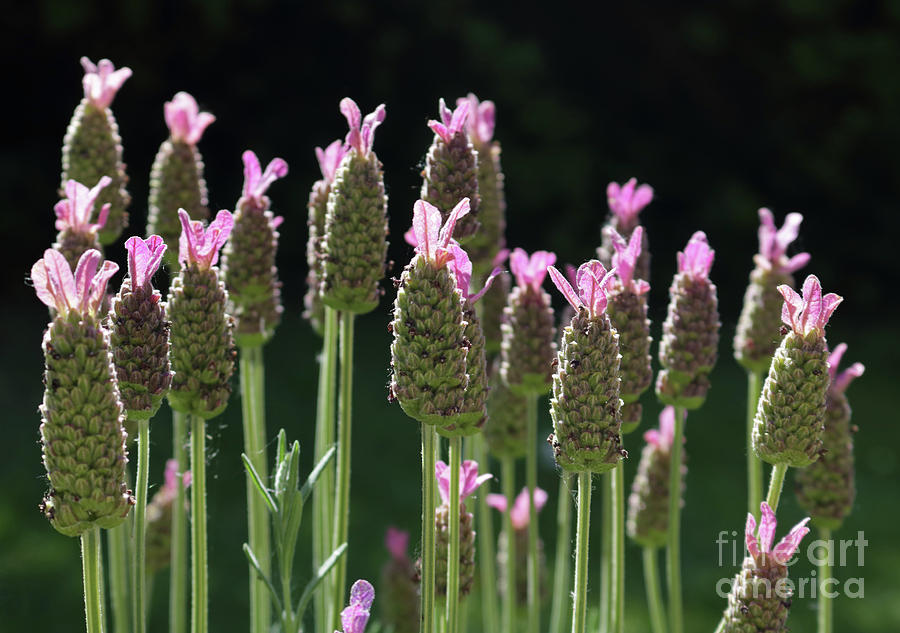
[597,178,653,280]
[146,459,191,574]
[110,235,172,422]
[167,210,235,419]
[753,275,842,467]
[500,248,558,395]
[336,579,375,633]
[795,344,864,529]
[61,58,131,245]
[320,99,389,314]
[735,208,812,373]
[164,92,216,146]
[422,98,481,241]
[52,176,111,269]
[656,231,720,410]
[547,259,625,473]
[222,151,288,346]
[381,528,419,633]
[33,249,132,536]
[720,503,810,632]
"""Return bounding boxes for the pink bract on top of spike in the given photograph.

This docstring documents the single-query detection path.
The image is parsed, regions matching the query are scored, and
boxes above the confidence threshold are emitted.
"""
[177,209,234,269]
[827,343,865,396]
[778,275,842,337]
[81,57,132,109]
[447,243,502,304]
[55,177,112,235]
[548,259,616,318]
[608,226,650,295]
[607,178,653,227]
[755,208,810,274]
[677,231,715,280]
[338,579,374,633]
[242,150,288,209]
[410,198,470,268]
[428,98,471,145]
[32,248,118,317]
[745,502,810,566]
[435,459,492,506]
[340,98,386,157]
[510,248,556,292]
[457,93,495,145]
[644,405,681,450]
[125,235,166,290]
[164,92,215,146]
[315,139,348,185]
[486,487,548,530]
[384,527,409,561]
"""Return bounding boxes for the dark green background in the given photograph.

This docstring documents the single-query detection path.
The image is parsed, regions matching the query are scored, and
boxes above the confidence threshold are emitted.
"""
[2,0,897,631]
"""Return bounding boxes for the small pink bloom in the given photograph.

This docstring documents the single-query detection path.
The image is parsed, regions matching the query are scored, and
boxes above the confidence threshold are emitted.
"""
[55,177,112,235]
[81,57,132,109]
[341,98,386,157]
[607,226,650,295]
[457,93,495,145]
[754,208,810,274]
[32,248,118,317]
[435,460,492,506]
[778,275,842,337]
[607,178,653,228]
[486,487,548,531]
[385,527,410,561]
[177,209,234,269]
[125,235,166,290]
[643,405,682,450]
[338,579,374,633]
[676,231,715,280]
[547,259,616,318]
[509,248,556,292]
[164,92,215,146]
[241,150,288,210]
[745,502,810,566]
[315,139,348,185]
[410,198,470,268]
[428,98,471,145]
[827,343,865,396]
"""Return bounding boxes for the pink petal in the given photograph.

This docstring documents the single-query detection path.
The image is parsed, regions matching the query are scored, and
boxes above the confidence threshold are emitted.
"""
[316,139,346,183]
[509,248,529,289]
[448,243,473,298]
[772,517,811,565]
[435,461,450,506]
[73,249,102,312]
[427,120,451,144]
[439,98,454,126]
[412,200,443,261]
[819,293,843,330]
[177,209,197,267]
[476,100,496,144]
[448,100,471,137]
[745,513,760,559]
[833,362,865,395]
[485,493,508,513]
[631,184,654,211]
[758,502,777,555]
[385,527,409,560]
[87,260,119,314]
[205,209,234,267]
[242,150,263,199]
[340,97,362,132]
[468,266,504,304]
[799,275,823,334]
[125,235,150,288]
[438,198,471,249]
[659,406,677,449]
[492,248,510,268]
[783,252,811,274]
[777,283,803,331]
[643,429,661,447]
[548,265,582,311]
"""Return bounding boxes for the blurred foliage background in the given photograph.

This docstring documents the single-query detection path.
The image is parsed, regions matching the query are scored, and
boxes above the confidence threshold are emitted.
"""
[1,0,898,631]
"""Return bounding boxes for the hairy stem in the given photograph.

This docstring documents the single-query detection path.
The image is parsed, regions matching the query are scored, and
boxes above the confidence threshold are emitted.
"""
[610,465,625,633]
[666,407,686,633]
[526,394,540,633]
[746,371,764,515]
[133,419,150,633]
[422,426,438,633]
[107,517,130,633]
[765,463,788,513]
[549,474,572,633]
[818,527,833,633]
[599,474,611,633]
[501,457,517,633]
[642,547,667,633]
[571,472,592,633]
[473,435,499,633]
[170,410,189,633]
[190,413,208,633]
[82,527,105,633]
[446,437,462,633]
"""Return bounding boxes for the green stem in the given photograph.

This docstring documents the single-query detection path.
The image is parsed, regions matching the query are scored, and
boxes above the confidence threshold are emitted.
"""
[549,474,572,633]
[422,426,438,633]
[642,548,667,633]
[446,437,462,633]
[501,457,517,633]
[241,346,271,633]
[526,394,540,633]
[133,419,150,633]
[313,307,339,633]
[82,527,106,633]
[599,474,611,633]
[474,435,500,633]
[666,407,686,633]
[571,472,592,633]
[818,527,833,633]
[610,465,625,633]
[746,371,764,515]
[190,413,208,633]
[331,313,356,631]
[170,411,189,633]
[107,517,130,633]
[765,463,788,513]
[713,617,725,633]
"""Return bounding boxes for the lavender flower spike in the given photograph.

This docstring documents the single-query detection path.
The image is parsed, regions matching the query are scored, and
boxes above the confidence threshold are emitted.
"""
[81,57,132,109]
[165,92,216,146]
[53,176,111,269]
[337,579,375,633]
[428,98,471,145]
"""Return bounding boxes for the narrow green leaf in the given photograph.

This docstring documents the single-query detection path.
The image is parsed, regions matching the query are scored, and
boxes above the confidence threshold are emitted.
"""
[295,542,347,621]
[242,453,278,514]
[300,444,336,504]
[242,543,283,613]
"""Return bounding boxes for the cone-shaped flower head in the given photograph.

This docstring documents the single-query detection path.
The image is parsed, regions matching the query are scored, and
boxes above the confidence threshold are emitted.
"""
[486,486,548,531]
[547,260,625,473]
[146,459,191,574]
[735,208,812,373]
[110,235,172,422]
[320,98,389,314]
[53,177,111,269]
[500,248,557,395]
[33,249,132,536]
[222,150,288,346]
[721,503,809,632]
[147,92,213,266]
[753,275,842,467]
[380,527,418,633]
[597,178,653,280]
[338,579,375,633]
[487,486,549,605]
[795,343,863,528]
[656,231,720,409]
[167,209,236,419]
[61,57,131,245]
[422,98,481,241]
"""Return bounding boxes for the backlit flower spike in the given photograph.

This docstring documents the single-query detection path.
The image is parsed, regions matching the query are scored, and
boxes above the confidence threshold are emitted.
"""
[411,198,470,266]
[341,97,386,157]
[339,579,375,633]
[828,343,865,395]
[778,275,842,337]
[241,150,289,208]
[458,93,495,146]
[55,177,112,233]
[746,502,810,565]
[448,243,503,304]
[164,92,215,146]
[643,405,681,450]
[755,208,811,274]
[125,235,166,290]
[315,139,348,184]
[608,226,650,295]
[510,248,556,292]
[177,208,234,268]
[676,231,715,279]
[428,98,471,144]
[80,57,132,109]
[385,527,410,560]
[607,178,654,227]
[509,486,548,530]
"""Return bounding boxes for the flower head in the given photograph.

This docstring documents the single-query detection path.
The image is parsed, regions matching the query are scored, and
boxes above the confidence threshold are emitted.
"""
[435,459,492,506]
[486,486,548,530]
[778,275,842,337]
[177,208,234,269]
[428,98,471,145]
[755,208,810,274]
[54,177,112,235]
[457,93,495,146]
[677,231,715,280]
[547,259,616,318]
[80,57,132,109]
[409,198,470,268]
[745,502,810,565]
[32,248,118,317]
[607,178,653,228]
[827,343,865,396]
[241,150,288,210]
[510,248,556,292]
[164,92,215,145]
[338,579,374,633]
[315,139,348,185]
[341,98,386,157]
[385,527,410,561]
[125,235,166,290]
[608,226,650,294]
